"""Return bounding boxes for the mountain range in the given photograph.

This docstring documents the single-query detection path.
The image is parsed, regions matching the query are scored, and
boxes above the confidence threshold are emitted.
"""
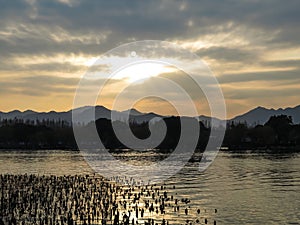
[0,106,162,125]
[230,105,300,125]
[1,105,300,126]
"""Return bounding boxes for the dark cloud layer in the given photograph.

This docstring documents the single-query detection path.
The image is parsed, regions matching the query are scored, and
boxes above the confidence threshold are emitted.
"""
[1,0,300,56]
[0,0,299,115]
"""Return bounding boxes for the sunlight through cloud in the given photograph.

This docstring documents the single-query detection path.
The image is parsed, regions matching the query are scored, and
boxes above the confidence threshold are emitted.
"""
[113,62,178,83]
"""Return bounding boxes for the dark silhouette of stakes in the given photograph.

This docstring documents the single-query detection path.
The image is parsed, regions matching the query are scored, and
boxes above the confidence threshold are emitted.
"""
[0,174,217,225]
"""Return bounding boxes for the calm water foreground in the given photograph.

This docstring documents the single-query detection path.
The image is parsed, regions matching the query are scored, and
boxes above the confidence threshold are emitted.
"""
[0,150,300,225]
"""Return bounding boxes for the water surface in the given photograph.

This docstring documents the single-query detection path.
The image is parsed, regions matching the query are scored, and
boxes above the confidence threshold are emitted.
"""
[0,150,299,224]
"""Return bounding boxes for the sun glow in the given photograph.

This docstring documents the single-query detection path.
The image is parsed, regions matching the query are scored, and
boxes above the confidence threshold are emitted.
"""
[113,62,177,83]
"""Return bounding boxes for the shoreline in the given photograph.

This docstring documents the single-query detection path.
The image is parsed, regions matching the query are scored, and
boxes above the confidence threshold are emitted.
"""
[0,147,299,154]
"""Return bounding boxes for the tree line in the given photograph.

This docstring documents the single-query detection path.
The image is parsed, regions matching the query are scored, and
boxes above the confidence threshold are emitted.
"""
[0,115,299,151]
[224,115,300,151]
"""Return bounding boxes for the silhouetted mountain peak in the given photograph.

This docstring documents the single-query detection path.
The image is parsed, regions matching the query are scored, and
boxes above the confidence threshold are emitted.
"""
[48,110,58,114]
[147,112,160,116]
[95,105,110,111]
[23,110,35,114]
[231,105,300,125]
[122,108,143,116]
[252,106,267,111]
[10,110,21,114]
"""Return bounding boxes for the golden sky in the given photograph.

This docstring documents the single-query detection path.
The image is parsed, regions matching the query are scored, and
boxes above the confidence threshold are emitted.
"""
[1,0,300,119]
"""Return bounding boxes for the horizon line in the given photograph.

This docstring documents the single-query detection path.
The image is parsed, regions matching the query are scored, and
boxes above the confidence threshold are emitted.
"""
[0,104,300,120]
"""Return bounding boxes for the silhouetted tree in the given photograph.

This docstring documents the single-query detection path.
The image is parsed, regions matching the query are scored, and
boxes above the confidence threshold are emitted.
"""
[265,115,293,145]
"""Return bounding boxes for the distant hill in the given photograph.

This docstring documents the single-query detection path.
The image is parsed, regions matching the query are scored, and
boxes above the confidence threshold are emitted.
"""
[0,106,165,125]
[1,105,300,126]
[230,105,300,125]
[121,108,144,116]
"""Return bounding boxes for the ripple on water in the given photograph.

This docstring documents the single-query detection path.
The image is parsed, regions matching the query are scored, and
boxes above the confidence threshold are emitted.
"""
[0,150,299,224]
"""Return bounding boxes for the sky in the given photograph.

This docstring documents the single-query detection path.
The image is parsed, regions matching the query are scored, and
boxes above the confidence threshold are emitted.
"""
[1,0,300,119]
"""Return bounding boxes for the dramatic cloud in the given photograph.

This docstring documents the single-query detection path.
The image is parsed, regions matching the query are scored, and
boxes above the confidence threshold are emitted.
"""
[0,0,299,117]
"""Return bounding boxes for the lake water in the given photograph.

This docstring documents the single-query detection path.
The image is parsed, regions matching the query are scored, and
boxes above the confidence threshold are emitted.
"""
[0,150,300,224]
